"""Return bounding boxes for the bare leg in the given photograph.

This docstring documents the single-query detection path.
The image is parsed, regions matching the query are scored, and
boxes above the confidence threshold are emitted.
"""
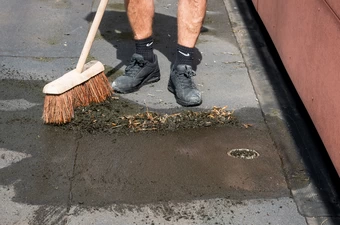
[167,0,207,107]
[125,0,154,40]
[177,0,207,48]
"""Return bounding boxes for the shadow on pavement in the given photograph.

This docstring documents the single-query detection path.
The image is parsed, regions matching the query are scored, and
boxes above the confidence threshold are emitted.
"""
[85,10,206,74]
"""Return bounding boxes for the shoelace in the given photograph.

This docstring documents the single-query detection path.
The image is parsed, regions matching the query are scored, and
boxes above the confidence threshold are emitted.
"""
[125,57,146,77]
[183,68,196,78]
[178,67,196,88]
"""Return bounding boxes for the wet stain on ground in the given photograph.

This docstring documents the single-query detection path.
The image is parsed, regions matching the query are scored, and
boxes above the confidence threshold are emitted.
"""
[0,79,45,101]
[0,80,288,208]
[106,3,125,11]
[71,125,288,206]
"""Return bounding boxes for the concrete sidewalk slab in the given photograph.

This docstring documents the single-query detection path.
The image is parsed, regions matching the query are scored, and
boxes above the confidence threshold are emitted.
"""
[0,0,331,224]
[71,127,287,206]
[0,0,90,57]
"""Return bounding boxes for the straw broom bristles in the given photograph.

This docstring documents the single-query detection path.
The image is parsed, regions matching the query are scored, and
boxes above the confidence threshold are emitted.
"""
[43,90,74,124]
[83,71,113,103]
[43,72,113,124]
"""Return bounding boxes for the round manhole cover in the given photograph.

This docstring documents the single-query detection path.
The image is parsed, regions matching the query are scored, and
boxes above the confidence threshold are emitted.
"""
[227,149,260,159]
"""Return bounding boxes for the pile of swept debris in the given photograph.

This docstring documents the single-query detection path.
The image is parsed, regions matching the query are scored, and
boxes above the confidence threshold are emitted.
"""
[63,97,238,134]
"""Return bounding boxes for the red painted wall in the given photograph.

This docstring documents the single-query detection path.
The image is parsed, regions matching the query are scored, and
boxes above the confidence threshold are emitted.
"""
[325,0,340,19]
[252,0,258,10]
[254,0,340,175]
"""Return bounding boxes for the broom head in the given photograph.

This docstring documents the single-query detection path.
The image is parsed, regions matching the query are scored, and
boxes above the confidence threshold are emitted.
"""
[42,60,113,124]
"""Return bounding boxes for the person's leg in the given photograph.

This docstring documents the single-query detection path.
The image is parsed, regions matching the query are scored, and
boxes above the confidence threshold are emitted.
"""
[125,0,155,62]
[178,0,207,48]
[168,0,207,106]
[112,0,160,94]
[125,0,153,40]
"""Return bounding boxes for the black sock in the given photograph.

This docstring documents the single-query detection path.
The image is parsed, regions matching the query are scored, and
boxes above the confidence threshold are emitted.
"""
[174,44,194,68]
[135,37,154,62]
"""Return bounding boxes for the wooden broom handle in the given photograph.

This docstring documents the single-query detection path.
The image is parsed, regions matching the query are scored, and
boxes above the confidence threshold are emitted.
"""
[76,0,108,73]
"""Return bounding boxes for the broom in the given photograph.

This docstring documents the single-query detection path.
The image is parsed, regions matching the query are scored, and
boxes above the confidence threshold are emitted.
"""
[42,0,112,124]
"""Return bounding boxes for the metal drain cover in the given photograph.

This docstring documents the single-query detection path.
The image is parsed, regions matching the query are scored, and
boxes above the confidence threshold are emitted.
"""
[227,148,260,159]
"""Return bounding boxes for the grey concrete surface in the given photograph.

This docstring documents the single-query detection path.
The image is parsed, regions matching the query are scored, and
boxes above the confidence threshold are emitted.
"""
[0,0,338,224]
[0,0,91,81]
[224,0,340,223]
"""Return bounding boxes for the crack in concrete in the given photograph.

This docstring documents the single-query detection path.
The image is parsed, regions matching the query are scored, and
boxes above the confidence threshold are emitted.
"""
[67,133,83,213]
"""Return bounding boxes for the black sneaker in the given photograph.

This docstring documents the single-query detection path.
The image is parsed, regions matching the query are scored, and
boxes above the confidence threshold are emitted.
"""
[112,53,160,93]
[168,64,202,106]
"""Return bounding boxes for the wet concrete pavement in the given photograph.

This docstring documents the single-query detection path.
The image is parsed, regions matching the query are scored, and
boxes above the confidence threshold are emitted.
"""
[0,0,339,224]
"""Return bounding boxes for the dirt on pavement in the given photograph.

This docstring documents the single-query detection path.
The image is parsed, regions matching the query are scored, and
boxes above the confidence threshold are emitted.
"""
[62,96,238,134]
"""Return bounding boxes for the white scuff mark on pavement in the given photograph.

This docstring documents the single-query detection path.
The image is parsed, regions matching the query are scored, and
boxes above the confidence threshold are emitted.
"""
[0,148,32,169]
[0,99,40,111]
[0,185,38,225]
[206,10,223,15]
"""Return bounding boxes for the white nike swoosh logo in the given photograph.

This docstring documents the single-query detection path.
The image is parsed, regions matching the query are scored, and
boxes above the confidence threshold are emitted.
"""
[178,50,190,57]
[146,41,153,47]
